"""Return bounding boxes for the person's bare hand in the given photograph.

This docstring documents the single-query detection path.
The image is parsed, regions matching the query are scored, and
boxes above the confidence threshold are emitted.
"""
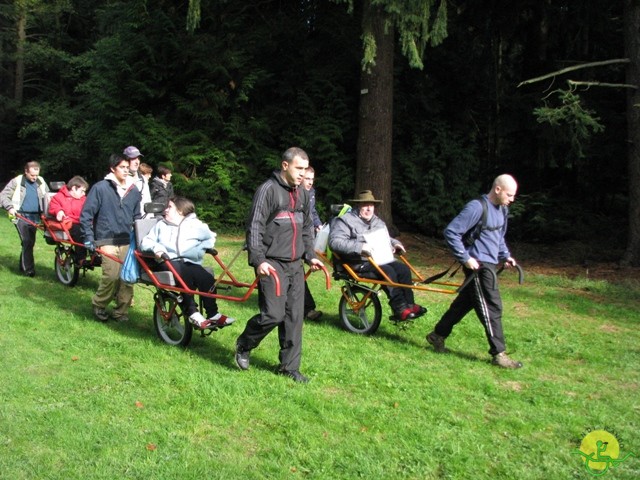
[309,258,323,271]
[464,257,480,270]
[504,257,517,268]
[257,262,273,276]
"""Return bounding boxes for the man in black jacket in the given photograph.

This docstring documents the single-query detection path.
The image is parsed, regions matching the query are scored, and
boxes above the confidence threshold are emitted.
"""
[235,147,323,383]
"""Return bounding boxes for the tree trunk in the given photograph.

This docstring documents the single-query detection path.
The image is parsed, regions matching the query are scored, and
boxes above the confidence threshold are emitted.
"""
[14,6,27,106]
[355,0,394,225]
[622,0,640,266]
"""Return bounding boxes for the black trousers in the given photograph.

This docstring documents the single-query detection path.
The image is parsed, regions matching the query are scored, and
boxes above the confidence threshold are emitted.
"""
[303,280,316,315]
[14,216,39,274]
[158,260,219,318]
[434,263,506,356]
[237,259,305,372]
[359,260,415,313]
[68,223,87,263]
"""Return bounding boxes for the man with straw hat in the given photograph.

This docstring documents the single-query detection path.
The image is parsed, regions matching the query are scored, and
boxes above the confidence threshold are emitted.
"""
[329,190,427,321]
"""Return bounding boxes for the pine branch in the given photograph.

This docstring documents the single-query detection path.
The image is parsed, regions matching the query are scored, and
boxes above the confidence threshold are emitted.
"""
[517,58,631,88]
[567,80,637,89]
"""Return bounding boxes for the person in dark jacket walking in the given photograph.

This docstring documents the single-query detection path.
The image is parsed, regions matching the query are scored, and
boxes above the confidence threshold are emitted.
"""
[149,165,174,208]
[0,161,49,276]
[80,154,141,322]
[302,166,323,321]
[425,174,523,369]
[234,147,323,383]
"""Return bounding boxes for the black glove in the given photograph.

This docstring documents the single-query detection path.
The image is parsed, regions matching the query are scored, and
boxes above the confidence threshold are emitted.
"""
[84,241,96,253]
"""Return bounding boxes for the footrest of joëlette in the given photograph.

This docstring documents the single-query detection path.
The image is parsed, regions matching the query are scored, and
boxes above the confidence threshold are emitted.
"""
[388,314,416,329]
[44,229,70,244]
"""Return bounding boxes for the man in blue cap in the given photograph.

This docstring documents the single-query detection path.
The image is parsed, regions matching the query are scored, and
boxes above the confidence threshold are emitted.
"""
[123,146,151,210]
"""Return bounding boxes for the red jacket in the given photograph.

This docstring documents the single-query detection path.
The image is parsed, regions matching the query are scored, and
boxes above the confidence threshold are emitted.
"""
[48,185,86,224]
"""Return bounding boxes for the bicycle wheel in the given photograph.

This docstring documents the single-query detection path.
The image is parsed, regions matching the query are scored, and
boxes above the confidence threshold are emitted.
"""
[338,284,382,335]
[54,245,79,287]
[153,292,193,347]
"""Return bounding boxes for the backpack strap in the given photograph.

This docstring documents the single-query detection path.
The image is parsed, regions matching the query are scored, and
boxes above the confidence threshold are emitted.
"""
[463,196,506,247]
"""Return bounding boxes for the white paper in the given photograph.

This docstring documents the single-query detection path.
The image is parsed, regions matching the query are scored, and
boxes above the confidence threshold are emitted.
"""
[363,228,395,265]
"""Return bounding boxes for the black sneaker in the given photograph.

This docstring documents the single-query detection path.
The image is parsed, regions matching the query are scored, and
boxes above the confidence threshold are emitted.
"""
[93,306,109,322]
[235,344,250,370]
[305,310,323,321]
[426,331,448,353]
[278,369,309,383]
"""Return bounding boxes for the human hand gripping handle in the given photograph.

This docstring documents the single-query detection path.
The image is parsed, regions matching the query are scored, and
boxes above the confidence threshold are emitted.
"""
[257,261,274,276]
[464,257,480,270]
[308,258,323,271]
[394,242,406,255]
[256,262,281,296]
[84,241,96,253]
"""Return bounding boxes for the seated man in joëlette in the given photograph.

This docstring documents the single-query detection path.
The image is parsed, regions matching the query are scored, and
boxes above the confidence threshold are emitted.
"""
[328,190,426,321]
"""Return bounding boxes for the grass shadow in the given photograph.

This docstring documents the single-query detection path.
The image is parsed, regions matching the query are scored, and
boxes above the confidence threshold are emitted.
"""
[314,309,428,347]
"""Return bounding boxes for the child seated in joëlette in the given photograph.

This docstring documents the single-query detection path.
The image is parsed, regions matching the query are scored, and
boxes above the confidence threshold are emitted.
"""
[140,196,235,329]
[48,176,90,264]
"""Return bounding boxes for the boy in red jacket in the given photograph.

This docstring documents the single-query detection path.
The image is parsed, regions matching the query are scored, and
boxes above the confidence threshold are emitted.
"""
[48,175,90,264]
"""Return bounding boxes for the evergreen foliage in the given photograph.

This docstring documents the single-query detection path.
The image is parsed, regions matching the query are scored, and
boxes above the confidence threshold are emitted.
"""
[0,0,631,248]
[533,89,605,160]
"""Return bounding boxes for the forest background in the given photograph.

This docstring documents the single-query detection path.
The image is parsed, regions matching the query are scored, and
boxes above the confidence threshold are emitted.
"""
[0,0,637,266]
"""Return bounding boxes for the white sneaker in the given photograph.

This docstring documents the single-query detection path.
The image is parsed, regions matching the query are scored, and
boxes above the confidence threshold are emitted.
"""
[188,311,207,327]
[208,312,236,327]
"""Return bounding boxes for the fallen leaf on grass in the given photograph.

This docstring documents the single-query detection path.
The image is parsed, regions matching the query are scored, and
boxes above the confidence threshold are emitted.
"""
[146,443,157,451]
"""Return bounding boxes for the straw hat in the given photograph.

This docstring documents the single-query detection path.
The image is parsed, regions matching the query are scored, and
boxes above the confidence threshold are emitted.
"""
[348,190,382,204]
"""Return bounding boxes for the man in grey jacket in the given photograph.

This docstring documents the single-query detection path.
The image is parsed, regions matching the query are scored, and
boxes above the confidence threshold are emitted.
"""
[0,161,49,277]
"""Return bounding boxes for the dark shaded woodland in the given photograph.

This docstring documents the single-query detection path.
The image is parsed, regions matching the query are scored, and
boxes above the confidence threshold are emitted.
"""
[0,1,636,263]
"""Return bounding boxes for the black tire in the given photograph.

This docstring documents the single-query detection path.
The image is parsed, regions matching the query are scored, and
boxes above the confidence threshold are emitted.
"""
[338,284,382,335]
[54,245,79,287]
[153,292,193,347]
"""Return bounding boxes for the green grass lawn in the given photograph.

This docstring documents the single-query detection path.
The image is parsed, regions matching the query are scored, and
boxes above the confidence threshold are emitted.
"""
[0,219,638,479]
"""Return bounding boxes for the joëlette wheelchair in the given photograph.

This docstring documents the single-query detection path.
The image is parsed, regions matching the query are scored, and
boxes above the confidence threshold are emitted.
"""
[132,205,330,347]
[15,182,118,287]
[322,202,524,336]
[324,248,461,335]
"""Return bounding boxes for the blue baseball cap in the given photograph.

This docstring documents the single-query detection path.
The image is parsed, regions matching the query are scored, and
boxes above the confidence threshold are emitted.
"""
[123,146,144,159]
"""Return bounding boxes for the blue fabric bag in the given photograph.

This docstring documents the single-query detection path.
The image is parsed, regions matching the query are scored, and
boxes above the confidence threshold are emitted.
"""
[120,230,140,284]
